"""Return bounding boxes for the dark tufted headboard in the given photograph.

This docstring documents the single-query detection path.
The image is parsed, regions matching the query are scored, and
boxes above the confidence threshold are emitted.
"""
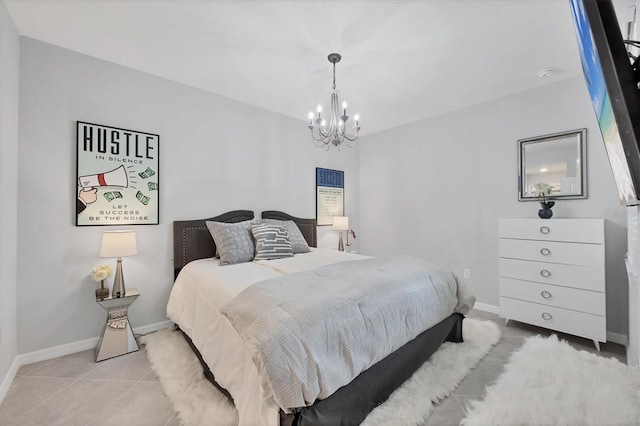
[172,210,317,279]
[172,210,254,279]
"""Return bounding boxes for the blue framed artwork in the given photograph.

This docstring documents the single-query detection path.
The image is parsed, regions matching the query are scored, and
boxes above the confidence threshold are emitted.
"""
[316,167,344,226]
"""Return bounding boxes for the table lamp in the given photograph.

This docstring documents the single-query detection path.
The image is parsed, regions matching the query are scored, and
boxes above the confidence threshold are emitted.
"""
[100,230,138,298]
[333,216,349,251]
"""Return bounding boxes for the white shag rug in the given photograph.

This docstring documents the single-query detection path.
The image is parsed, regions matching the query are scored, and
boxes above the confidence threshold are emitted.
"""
[461,334,640,426]
[142,318,500,426]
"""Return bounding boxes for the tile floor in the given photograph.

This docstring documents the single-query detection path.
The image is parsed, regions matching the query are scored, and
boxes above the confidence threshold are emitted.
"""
[0,310,626,426]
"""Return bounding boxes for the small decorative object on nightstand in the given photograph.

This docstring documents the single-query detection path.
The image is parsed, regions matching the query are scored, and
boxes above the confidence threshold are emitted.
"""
[91,265,113,300]
[95,288,140,361]
[345,228,357,251]
[99,230,138,298]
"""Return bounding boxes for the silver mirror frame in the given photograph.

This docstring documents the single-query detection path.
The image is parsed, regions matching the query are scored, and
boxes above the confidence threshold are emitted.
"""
[518,128,587,201]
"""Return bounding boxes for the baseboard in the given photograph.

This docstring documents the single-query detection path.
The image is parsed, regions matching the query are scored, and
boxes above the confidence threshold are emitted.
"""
[18,336,100,366]
[472,302,499,315]
[17,319,174,366]
[0,318,175,404]
[134,319,174,336]
[0,357,20,405]
[607,331,627,346]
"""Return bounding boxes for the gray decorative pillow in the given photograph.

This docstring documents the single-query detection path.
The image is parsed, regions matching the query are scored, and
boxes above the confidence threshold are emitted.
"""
[252,224,293,261]
[262,219,311,254]
[206,219,258,265]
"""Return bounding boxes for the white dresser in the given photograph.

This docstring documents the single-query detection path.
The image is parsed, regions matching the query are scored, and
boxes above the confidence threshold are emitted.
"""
[499,218,606,350]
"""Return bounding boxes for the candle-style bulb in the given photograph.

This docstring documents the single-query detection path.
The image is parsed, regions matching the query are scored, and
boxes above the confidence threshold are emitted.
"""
[342,101,347,109]
[317,105,322,113]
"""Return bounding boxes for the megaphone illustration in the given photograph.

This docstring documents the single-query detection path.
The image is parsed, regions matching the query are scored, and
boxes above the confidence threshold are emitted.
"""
[78,165,129,188]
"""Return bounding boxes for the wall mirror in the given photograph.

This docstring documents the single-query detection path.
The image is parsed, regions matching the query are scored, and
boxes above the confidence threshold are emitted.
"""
[518,128,587,200]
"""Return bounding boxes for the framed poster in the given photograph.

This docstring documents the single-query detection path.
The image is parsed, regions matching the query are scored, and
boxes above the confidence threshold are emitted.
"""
[316,167,344,226]
[76,121,159,226]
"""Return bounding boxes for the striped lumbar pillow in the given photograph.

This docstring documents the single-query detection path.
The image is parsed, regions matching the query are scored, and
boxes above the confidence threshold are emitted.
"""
[251,224,294,261]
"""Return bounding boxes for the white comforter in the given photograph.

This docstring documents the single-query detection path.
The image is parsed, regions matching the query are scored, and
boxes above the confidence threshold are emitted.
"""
[166,249,474,425]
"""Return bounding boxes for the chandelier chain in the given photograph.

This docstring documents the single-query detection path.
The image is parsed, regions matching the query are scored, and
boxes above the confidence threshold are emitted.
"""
[332,62,336,91]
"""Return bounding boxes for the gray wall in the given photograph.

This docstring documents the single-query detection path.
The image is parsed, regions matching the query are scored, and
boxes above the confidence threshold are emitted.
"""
[359,76,629,336]
[10,34,631,354]
[17,38,359,354]
[0,0,20,388]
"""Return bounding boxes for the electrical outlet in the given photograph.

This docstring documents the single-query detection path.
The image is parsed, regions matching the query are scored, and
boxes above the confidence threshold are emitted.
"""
[463,269,471,279]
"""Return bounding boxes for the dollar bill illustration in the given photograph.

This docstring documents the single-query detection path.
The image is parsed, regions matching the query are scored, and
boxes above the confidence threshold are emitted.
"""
[147,182,158,191]
[138,167,156,179]
[103,191,123,202]
[136,191,150,205]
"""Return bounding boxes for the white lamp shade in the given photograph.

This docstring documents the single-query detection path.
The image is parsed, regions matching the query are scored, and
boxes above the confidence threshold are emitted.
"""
[100,230,138,258]
[332,216,349,231]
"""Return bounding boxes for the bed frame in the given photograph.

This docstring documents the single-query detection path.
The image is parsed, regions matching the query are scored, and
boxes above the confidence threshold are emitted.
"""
[172,210,464,426]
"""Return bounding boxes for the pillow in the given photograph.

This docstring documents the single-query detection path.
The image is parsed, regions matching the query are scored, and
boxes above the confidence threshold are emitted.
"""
[261,219,311,254]
[206,219,258,265]
[251,223,294,261]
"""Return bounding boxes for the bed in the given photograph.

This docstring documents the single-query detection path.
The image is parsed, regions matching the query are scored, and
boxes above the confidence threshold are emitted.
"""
[168,210,474,426]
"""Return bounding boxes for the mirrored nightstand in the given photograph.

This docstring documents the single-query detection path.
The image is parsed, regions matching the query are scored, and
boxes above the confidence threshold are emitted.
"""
[95,288,139,362]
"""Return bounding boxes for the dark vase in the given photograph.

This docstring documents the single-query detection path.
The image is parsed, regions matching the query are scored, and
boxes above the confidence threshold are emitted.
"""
[538,209,553,219]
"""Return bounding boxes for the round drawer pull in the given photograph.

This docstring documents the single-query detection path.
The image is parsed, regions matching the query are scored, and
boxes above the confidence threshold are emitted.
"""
[540,226,550,235]
[541,312,552,321]
[540,269,552,278]
[540,248,551,256]
[541,290,552,299]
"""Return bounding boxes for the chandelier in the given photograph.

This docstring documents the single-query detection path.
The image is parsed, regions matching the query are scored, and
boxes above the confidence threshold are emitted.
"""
[308,53,360,149]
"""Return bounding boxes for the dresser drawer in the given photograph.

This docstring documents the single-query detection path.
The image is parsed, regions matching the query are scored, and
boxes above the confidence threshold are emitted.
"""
[500,297,606,341]
[499,258,605,292]
[499,239,604,267]
[499,218,604,244]
[499,277,605,315]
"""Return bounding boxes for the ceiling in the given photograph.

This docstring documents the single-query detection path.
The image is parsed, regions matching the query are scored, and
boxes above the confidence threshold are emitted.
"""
[4,0,638,136]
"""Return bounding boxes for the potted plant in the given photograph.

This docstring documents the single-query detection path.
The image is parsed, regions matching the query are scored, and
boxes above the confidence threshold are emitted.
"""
[535,183,555,219]
[91,265,113,299]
